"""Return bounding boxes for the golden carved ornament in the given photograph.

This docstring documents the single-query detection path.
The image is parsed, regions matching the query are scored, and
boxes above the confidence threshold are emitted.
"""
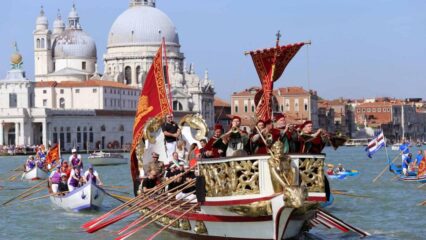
[299,157,325,192]
[178,114,209,140]
[143,117,164,144]
[199,160,259,197]
[194,220,208,234]
[179,219,191,231]
[227,200,272,217]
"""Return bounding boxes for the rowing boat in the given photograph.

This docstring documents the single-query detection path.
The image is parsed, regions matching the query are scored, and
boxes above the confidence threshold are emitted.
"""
[21,166,48,180]
[50,181,105,211]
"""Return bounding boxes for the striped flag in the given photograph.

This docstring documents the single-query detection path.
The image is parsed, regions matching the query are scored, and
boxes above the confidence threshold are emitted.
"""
[365,131,385,158]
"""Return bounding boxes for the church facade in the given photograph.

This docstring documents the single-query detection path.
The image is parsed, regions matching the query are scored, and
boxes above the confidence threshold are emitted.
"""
[0,0,215,151]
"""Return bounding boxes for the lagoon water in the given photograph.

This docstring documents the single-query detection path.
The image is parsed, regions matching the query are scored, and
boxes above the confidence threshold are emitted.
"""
[0,147,425,240]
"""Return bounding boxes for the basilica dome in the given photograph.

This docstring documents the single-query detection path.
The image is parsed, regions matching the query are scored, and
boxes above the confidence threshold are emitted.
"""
[108,5,179,47]
[52,29,97,59]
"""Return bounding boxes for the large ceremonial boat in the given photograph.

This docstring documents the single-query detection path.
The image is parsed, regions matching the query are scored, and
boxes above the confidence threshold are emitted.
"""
[82,36,368,239]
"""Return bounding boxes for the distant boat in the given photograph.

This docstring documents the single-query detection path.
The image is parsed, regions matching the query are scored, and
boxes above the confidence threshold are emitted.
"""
[391,143,400,151]
[22,166,48,180]
[327,170,359,180]
[50,181,105,211]
[87,151,128,166]
[344,138,369,147]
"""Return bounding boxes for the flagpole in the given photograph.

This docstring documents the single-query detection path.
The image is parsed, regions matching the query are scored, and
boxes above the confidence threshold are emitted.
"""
[382,129,391,164]
[162,37,172,113]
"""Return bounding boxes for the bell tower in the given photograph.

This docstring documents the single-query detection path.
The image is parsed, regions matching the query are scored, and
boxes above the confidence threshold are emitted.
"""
[33,6,53,81]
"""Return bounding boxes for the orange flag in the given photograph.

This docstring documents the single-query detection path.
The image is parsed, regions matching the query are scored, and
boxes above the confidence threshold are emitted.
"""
[45,144,60,165]
[130,44,171,189]
[418,151,426,177]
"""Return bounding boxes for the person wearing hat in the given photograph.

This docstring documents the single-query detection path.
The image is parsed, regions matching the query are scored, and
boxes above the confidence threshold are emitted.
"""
[161,114,181,161]
[58,173,69,194]
[84,164,103,186]
[205,124,226,158]
[273,113,298,153]
[298,120,326,154]
[69,148,83,172]
[250,120,267,154]
[25,155,36,171]
[68,167,84,191]
[222,115,248,157]
[61,160,71,179]
[49,165,62,193]
[148,152,165,178]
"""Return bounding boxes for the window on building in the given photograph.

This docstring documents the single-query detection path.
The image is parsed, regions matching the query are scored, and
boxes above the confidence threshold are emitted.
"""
[285,99,290,111]
[82,61,86,70]
[173,100,183,111]
[43,99,47,107]
[9,93,17,108]
[92,88,97,93]
[43,90,47,94]
[378,108,381,112]
[136,66,141,84]
[36,38,40,48]
[89,127,93,143]
[372,108,376,112]
[75,89,80,93]
[59,98,65,109]
[40,38,45,48]
[77,127,81,143]
[60,89,64,94]
[304,99,309,111]
[252,105,255,112]
[367,108,371,112]
[383,108,386,112]
[244,105,248,112]
[125,66,132,84]
[66,127,71,143]
[294,99,299,112]
[357,109,360,113]
[362,108,366,112]
[100,125,106,131]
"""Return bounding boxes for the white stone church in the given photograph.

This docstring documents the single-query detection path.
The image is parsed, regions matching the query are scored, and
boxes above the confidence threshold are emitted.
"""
[0,0,215,151]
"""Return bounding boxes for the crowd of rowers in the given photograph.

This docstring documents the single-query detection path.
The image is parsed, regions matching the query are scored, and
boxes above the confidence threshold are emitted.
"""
[137,113,331,196]
[44,149,103,195]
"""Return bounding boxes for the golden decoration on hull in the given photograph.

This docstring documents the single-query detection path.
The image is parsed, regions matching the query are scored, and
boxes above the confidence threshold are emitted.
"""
[199,159,260,197]
[194,220,208,234]
[299,157,325,192]
[227,200,272,217]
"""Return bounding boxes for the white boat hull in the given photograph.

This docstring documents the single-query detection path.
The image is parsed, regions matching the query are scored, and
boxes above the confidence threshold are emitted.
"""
[50,182,105,211]
[88,157,128,166]
[22,166,48,180]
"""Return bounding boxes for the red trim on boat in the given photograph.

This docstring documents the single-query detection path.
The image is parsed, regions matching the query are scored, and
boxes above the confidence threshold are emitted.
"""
[307,196,326,202]
[202,193,281,206]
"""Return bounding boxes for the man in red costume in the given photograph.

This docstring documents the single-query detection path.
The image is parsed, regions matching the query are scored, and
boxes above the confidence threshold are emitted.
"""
[274,113,298,153]
[205,124,227,158]
[298,120,326,154]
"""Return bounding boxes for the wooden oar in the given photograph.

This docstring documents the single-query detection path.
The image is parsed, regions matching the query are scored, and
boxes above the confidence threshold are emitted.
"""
[116,196,197,240]
[19,187,45,199]
[102,188,131,195]
[1,179,48,206]
[417,183,426,189]
[331,190,372,198]
[7,172,22,182]
[417,200,426,206]
[87,179,196,234]
[103,190,127,203]
[108,193,133,202]
[82,166,196,230]
[116,187,196,235]
[146,203,200,240]
[103,185,129,189]
[372,153,401,183]
[20,191,68,203]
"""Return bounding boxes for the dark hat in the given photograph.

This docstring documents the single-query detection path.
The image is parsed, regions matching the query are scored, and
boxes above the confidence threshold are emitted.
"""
[300,120,313,129]
[256,120,265,125]
[232,115,241,121]
[264,119,273,125]
[214,124,223,130]
[274,113,286,121]
[152,152,160,158]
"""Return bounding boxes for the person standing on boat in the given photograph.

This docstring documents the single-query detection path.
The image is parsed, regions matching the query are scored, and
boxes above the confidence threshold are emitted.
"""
[69,148,83,173]
[176,140,188,162]
[58,173,69,194]
[206,124,227,158]
[49,165,62,193]
[415,150,423,170]
[222,116,248,157]
[274,113,298,153]
[68,167,84,191]
[402,153,413,176]
[60,160,71,179]
[148,152,165,178]
[84,164,103,186]
[161,114,181,160]
[25,156,35,171]
[298,121,326,154]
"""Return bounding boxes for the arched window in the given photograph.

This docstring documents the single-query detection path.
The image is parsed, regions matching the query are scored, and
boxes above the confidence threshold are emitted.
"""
[136,66,141,84]
[41,38,45,48]
[59,98,65,109]
[125,66,132,85]
[118,124,124,131]
[173,100,183,111]
[100,125,106,131]
[66,127,71,143]
[77,127,81,143]
[36,38,40,48]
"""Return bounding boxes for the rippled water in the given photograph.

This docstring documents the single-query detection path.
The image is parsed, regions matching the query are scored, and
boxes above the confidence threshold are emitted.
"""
[0,147,425,240]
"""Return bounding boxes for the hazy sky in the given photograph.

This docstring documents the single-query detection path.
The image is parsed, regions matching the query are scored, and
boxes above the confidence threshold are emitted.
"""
[1,0,426,101]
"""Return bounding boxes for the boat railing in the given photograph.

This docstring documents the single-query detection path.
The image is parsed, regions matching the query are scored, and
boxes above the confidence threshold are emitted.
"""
[197,154,326,199]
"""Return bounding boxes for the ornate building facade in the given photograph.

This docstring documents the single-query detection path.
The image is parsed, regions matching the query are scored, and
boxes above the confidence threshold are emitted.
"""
[0,0,215,149]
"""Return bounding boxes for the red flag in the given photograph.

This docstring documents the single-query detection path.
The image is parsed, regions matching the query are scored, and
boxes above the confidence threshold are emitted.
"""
[249,42,305,121]
[130,45,171,188]
[45,144,60,165]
